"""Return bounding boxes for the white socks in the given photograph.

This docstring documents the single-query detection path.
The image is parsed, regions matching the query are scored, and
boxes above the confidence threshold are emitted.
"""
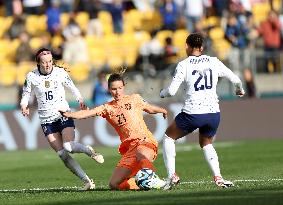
[163,134,176,178]
[57,149,90,183]
[202,144,221,177]
[63,141,92,156]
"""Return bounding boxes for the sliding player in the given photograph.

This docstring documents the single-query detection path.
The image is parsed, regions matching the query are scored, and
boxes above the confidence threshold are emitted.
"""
[60,70,167,190]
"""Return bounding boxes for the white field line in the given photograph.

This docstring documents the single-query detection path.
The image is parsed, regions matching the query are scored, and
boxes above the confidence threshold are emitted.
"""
[180,178,283,185]
[0,178,282,193]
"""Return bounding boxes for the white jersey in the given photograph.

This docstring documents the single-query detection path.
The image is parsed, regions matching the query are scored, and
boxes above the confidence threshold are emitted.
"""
[160,55,244,114]
[20,66,82,123]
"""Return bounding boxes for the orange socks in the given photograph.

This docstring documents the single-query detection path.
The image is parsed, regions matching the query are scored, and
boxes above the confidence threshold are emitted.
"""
[118,178,139,190]
[139,158,156,171]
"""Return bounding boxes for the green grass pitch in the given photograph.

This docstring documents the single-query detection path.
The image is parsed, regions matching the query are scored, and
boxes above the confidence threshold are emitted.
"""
[0,139,282,205]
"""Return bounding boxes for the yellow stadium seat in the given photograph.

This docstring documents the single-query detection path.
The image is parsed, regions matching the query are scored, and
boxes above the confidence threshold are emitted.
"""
[60,13,70,29]
[69,63,90,82]
[98,11,112,24]
[209,27,225,41]
[252,2,271,25]
[75,12,90,32]
[156,30,173,45]
[173,29,189,47]
[0,16,13,38]
[107,52,124,70]
[51,35,63,48]
[0,65,17,86]
[29,37,43,51]
[134,30,151,46]
[25,15,47,35]
[16,61,36,85]
[88,47,107,69]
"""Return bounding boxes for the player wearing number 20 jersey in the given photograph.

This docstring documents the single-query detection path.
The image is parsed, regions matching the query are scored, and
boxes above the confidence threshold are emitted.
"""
[160,54,243,114]
[21,66,82,124]
[160,33,245,190]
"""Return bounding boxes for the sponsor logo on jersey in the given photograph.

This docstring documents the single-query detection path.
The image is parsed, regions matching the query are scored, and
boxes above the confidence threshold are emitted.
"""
[45,81,50,88]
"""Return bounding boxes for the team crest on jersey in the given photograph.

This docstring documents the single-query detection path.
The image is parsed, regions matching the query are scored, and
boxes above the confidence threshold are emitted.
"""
[45,81,50,88]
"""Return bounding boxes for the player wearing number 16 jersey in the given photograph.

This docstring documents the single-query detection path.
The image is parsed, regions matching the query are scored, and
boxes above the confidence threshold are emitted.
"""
[160,33,245,189]
[20,48,104,190]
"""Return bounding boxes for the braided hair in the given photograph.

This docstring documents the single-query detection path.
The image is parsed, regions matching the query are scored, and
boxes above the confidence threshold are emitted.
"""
[186,33,204,49]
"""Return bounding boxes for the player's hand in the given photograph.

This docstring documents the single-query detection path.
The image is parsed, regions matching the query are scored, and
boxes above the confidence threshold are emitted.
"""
[21,106,29,117]
[162,110,168,119]
[236,89,245,97]
[78,99,88,110]
[160,89,165,98]
[59,110,70,118]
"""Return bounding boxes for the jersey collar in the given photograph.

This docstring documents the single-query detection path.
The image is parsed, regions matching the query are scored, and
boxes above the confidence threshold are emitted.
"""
[38,67,53,76]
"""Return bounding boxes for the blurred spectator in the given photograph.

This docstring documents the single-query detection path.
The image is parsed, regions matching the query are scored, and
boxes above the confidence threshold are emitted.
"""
[107,0,124,34]
[63,26,89,64]
[91,71,112,106]
[139,30,163,75]
[6,0,23,16]
[22,0,43,15]
[257,10,281,73]
[46,0,61,36]
[62,12,81,40]
[162,36,178,68]
[183,0,206,32]
[15,31,33,64]
[86,0,103,37]
[132,0,155,11]
[159,0,179,31]
[243,68,256,98]
[6,15,26,40]
[60,0,75,13]
[225,13,250,73]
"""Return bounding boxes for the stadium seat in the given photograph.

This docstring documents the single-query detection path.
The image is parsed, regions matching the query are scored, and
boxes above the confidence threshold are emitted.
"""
[0,64,17,86]
[25,15,47,35]
[0,16,13,38]
[173,29,189,47]
[156,30,173,46]
[51,35,63,48]
[252,2,270,25]
[60,13,70,29]
[75,12,90,33]
[69,63,90,82]
[88,47,107,69]
[209,27,225,41]
[29,37,43,51]
[16,61,36,85]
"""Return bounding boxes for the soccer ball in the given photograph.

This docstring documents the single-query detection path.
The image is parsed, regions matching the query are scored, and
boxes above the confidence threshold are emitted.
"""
[135,168,157,190]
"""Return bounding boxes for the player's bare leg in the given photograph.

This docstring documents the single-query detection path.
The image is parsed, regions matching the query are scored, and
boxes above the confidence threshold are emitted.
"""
[109,167,135,190]
[47,132,94,190]
[200,134,234,188]
[62,127,104,163]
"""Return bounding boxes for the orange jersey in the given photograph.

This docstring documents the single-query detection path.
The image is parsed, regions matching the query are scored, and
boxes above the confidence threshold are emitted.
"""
[93,94,157,153]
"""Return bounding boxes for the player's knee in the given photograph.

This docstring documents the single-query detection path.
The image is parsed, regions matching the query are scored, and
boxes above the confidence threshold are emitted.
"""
[57,149,69,161]
[63,142,73,153]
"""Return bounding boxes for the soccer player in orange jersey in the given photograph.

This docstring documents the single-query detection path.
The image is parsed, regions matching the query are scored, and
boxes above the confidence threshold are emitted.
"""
[60,71,167,190]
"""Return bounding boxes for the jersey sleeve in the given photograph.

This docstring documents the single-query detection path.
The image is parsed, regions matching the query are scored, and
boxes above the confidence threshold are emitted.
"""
[160,62,185,97]
[93,104,108,118]
[215,58,244,91]
[20,73,32,107]
[133,94,148,109]
[61,69,83,101]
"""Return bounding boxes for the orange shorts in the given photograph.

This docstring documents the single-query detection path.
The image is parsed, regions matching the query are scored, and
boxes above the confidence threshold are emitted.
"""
[117,139,158,178]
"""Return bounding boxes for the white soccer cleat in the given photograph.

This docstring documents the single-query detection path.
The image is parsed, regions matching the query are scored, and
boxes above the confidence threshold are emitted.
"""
[86,145,104,164]
[214,176,234,188]
[151,175,166,189]
[83,179,95,190]
[163,173,180,190]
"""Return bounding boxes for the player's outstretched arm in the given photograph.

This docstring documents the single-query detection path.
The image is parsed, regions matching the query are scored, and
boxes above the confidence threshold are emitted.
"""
[143,104,168,119]
[59,109,97,119]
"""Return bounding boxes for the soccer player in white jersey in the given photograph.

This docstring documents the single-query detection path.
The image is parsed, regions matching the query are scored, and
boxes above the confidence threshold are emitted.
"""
[20,48,104,190]
[160,33,245,189]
